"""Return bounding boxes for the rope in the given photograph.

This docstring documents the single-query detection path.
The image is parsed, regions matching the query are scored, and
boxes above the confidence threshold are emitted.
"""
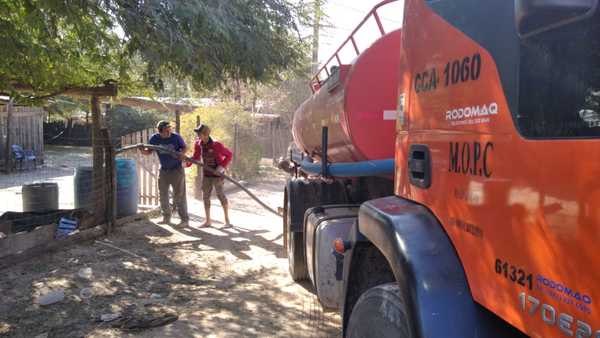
[116,143,282,217]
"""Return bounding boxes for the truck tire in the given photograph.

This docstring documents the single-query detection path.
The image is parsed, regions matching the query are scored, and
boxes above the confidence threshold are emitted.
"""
[288,230,308,281]
[285,179,347,281]
[283,187,289,256]
[286,180,309,280]
[346,283,416,338]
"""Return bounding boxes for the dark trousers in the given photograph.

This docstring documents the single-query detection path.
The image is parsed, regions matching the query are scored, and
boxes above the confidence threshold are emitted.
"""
[158,167,188,220]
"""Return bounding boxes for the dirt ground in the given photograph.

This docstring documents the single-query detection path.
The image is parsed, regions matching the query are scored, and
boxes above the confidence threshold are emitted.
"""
[0,168,341,338]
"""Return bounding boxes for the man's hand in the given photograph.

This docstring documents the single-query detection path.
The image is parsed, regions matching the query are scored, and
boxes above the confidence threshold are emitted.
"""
[177,152,187,161]
[216,166,226,175]
[139,147,152,155]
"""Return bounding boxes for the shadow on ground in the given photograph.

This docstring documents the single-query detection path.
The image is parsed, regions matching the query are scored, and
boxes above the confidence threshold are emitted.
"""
[168,213,285,260]
[0,219,339,338]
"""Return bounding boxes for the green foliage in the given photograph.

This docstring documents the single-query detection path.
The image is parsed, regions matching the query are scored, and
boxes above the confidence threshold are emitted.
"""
[44,96,88,121]
[0,0,309,103]
[258,61,312,125]
[0,0,126,99]
[114,0,308,91]
[180,102,263,179]
[107,105,167,138]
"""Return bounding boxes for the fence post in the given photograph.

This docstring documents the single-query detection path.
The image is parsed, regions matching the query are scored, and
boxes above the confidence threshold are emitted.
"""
[3,98,14,173]
[91,95,106,225]
[233,123,239,178]
[270,120,276,162]
[175,109,181,134]
[101,128,117,234]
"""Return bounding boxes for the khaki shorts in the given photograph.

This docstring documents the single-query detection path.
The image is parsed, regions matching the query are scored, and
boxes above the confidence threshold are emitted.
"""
[202,176,227,203]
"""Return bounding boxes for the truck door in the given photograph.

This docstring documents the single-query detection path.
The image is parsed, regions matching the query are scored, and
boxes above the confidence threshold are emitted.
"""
[399,0,600,336]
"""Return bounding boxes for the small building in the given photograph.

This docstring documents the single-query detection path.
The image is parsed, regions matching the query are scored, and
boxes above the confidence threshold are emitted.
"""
[0,103,45,170]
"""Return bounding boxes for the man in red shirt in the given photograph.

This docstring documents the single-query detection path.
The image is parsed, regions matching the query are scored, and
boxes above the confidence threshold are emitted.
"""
[190,124,233,227]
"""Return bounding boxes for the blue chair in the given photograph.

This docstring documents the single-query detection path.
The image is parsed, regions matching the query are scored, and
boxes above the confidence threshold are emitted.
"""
[11,144,36,170]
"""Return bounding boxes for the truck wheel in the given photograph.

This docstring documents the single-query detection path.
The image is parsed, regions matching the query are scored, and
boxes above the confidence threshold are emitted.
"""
[288,230,308,281]
[346,283,415,338]
[286,180,309,281]
[283,187,289,256]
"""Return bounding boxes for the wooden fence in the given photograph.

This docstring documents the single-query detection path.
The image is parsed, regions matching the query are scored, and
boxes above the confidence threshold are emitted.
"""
[120,128,160,206]
[254,120,292,160]
[0,105,45,166]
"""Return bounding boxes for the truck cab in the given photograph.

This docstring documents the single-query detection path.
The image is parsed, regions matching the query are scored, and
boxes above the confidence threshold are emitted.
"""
[346,0,600,337]
[285,1,600,337]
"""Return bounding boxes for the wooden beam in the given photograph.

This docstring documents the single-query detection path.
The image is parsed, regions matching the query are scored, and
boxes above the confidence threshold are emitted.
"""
[0,212,149,270]
[104,97,197,113]
[10,82,118,99]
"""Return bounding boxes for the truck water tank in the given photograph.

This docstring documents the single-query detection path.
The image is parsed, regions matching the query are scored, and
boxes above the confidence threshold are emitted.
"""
[292,29,402,163]
[22,182,59,212]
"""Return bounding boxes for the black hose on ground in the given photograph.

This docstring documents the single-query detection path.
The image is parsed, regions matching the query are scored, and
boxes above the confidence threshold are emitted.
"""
[116,143,282,217]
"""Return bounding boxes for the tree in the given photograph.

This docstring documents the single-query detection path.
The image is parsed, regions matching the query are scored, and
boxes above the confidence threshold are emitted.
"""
[0,1,125,101]
[0,0,308,102]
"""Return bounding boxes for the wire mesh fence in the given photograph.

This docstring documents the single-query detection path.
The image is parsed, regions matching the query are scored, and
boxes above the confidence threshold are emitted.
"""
[0,131,124,261]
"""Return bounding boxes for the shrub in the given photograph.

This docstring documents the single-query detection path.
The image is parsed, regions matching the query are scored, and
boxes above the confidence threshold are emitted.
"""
[180,102,263,180]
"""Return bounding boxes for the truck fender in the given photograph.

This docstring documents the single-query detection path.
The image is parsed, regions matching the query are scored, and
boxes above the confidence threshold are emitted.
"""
[342,196,524,338]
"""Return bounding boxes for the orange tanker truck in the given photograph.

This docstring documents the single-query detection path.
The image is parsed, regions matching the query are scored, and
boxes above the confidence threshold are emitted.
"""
[282,0,600,337]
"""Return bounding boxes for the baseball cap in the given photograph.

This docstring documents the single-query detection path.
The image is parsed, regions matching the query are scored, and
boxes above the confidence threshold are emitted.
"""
[194,124,208,133]
[156,120,171,131]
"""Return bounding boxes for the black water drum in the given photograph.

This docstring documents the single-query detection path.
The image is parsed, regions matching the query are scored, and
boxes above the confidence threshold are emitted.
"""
[22,183,59,212]
[74,166,94,212]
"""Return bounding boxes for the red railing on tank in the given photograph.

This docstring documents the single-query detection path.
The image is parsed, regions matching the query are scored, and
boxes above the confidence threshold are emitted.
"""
[310,0,400,92]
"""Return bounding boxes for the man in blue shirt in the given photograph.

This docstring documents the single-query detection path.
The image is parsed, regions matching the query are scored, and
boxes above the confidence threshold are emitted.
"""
[141,120,189,226]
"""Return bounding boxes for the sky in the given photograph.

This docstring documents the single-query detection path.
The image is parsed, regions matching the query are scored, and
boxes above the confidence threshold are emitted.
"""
[317,0,404,68]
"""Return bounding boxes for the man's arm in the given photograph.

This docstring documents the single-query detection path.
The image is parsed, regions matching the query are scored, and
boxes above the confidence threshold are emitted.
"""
[190,140,201,161]
[141,135,157,155]
[176,134,188,160]
[217,142,233,168]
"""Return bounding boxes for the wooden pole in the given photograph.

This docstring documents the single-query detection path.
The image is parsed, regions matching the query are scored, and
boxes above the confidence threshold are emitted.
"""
[104,103,112,130]
[233,123,239,177]
[270,121,276,161]
[3,98,14,173]
[175,109,181,134]
[101,128,117,234]
[311,0,323,75]
[91,96,105,224]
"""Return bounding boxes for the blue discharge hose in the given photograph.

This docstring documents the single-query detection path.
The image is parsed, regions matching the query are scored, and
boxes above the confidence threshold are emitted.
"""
[299,158,395,177]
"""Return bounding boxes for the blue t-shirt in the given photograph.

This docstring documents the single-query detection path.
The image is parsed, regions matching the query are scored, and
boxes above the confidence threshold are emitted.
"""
[148,132,186,170]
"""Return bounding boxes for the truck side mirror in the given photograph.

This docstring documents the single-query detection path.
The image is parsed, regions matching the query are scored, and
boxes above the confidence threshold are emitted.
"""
[515,0,598,37]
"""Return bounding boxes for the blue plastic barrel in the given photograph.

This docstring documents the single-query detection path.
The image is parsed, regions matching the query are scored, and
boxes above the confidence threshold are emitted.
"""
[74,166,94,212]
[116,158,138,217]
[74,160,138,217]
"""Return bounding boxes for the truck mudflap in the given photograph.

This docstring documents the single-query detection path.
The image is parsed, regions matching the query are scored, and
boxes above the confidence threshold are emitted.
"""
[304,205,360,310]
[342,196,525,337]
